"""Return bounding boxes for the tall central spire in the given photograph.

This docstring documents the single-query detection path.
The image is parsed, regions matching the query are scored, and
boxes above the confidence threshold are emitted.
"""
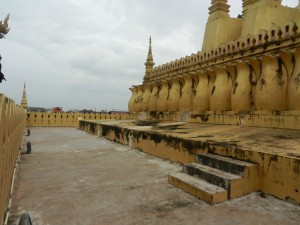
[21,82,28,111]
[208,0,230,21]
[143,37,155,83]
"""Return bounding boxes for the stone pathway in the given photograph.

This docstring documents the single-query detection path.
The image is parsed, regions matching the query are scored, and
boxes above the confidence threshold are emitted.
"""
[8,128,300,225]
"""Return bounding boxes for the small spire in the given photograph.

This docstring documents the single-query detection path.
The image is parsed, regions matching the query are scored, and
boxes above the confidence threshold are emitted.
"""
[21,82,28,111]
[143,36,155,83]
[147,36,153,61]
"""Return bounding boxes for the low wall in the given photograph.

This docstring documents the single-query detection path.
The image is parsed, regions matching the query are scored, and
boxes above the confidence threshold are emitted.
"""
[27,110,300,130]
[132,111,300,130]
[0,94,26,225]
[26,112,133,127]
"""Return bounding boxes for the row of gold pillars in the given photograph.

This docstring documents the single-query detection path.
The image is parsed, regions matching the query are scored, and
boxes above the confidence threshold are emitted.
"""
[129,48,300,113]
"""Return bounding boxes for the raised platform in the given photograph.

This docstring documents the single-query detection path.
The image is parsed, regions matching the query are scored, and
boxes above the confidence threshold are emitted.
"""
[132,111,300,130]
[79,119,300,204]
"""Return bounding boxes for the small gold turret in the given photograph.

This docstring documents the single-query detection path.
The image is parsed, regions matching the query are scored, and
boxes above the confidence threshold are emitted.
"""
[143,37,155,83]
[21,83,28,111]
[208,0,230,21]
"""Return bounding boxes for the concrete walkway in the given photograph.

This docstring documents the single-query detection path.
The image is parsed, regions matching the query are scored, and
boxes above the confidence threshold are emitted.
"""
[8,128,300,225]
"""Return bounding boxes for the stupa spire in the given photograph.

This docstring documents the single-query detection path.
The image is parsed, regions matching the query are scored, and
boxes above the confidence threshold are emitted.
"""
[208,0,230,21]
[21,82,28,111]
[147,36,153,60]
[143,36,155,83]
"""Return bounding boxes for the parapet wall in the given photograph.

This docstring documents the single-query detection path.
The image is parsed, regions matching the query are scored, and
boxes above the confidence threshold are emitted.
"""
[0,94,26,225]
[26,112,133,127]
[131,110,300,130]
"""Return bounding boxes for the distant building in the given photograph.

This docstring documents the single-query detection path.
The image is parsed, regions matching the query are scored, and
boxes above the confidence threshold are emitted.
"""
[52,107,63,113]
[80,109,95,114]
[28,107,47,112]
[109,110,128,114]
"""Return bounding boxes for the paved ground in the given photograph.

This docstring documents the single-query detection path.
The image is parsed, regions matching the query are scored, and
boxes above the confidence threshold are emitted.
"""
[8,127,300,225]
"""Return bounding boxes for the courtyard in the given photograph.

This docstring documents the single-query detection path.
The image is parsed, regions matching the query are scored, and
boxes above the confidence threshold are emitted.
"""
[7,127,300,225]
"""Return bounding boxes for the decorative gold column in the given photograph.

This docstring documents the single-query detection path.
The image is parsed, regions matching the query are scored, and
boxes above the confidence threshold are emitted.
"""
[179,76,193,112]
[147,83,160,112]
[284,48,300,110]
[140,84,152,112]
[167,78,181,112]
[157,80,169,112]
[193,72,210,111]
[255,55,287,111]
[128,87,137,112]
[210,67,233,111]
[231,61,253,111]
[133,86,144,112]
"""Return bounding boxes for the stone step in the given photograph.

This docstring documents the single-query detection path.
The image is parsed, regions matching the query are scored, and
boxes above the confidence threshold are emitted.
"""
[183,163,243,199]
[168,172,228,204]
[196,153,256,176]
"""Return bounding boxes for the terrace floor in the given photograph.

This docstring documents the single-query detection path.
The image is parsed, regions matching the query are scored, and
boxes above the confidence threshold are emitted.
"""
[8,127,300,225]
[90,120,300,158]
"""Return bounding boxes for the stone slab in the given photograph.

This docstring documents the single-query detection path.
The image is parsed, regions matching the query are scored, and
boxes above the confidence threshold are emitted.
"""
[168,172,228,204]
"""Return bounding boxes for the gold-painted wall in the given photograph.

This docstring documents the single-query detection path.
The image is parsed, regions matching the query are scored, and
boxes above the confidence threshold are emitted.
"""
[241,2,300,38]
[209,145,300,204]
[0,94,26,224]
[26,112,133,127]
[202,17,243,52]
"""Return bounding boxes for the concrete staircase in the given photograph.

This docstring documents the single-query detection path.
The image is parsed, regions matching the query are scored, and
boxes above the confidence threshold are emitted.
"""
[168,153,258,204]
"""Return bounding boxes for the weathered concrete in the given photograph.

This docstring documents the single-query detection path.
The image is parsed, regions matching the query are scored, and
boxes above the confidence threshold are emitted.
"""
[80,119,300,203]
[8,128,300,225]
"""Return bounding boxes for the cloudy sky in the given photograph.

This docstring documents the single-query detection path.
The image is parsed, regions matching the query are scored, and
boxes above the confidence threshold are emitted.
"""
[0,0,298,111]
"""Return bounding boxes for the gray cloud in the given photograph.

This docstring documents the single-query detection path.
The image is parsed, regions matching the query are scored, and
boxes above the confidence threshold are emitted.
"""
[0,0,297,110]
